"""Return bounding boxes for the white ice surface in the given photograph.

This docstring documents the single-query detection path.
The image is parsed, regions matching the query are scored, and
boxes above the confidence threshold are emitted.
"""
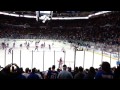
[0,39,118,71]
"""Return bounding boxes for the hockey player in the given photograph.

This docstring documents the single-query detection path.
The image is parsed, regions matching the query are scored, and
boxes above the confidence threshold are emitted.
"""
[13,42,15,48]
[49,44,51,50]
[44,42,45,48]
[58,58,63,70]
[6,43,9,48]
[35,45,38,51]
[20,44,22,48]
[61,47,65,53]
[26,42,30,50]
[24,41,27,46]
[35,41,37,46]
[52,43,54,46]
[41,44,44,48]
[8,48,12,54]
[1,42,6,49]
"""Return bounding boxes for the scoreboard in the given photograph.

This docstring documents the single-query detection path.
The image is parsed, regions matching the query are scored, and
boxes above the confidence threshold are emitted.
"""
[36,11,53,23]
[40,11,51,16]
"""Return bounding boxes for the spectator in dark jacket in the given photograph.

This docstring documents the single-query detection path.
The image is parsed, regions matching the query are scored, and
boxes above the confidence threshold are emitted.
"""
[95,62,113,79]
[57,65,73,79]
[74,66,85,79]
[84,67,96,79]
[113,65,120,79]
[27,68,40,79]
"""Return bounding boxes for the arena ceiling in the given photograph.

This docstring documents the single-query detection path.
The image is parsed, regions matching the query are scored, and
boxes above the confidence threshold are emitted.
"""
[0,11,115,28]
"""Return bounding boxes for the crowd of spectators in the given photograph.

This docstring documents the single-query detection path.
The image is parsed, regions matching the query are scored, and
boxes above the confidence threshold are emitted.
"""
[0,61,120,79]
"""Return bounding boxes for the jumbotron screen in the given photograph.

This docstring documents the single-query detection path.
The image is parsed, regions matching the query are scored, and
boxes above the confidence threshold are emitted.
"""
[40,11,51,15]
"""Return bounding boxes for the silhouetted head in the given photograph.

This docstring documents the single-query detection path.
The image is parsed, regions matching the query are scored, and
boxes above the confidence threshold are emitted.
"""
[74,67,79,73]
[32,68,36,73]
[18,68,23,74]
[52,65,55,70]
[68,67,72,72]
[79,66,83,72]
[57,68,60,72]
[25,68,29,73]
[89,67,95,74]
[101,62,111,73]
[48,67,51,71]
[63,65,67,70]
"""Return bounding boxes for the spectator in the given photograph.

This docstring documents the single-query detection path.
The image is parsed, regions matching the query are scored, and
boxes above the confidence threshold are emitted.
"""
[57,68,61,73]
[84,67,96,79]
[74,66,85,79]
[44,67,51,79]
[15,68,26,79]
[95,62,113,79]
[113,65,120,79]
[73,67,79,77]
[68,67,73,75]
[47,65,58,79]
[22,68,30,78]
[35,69,43,79]
[27,68,40,79]
[57,65,73,79]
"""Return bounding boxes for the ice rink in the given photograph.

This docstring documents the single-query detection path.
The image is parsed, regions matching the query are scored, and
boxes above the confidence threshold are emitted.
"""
[0,39,118,71]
